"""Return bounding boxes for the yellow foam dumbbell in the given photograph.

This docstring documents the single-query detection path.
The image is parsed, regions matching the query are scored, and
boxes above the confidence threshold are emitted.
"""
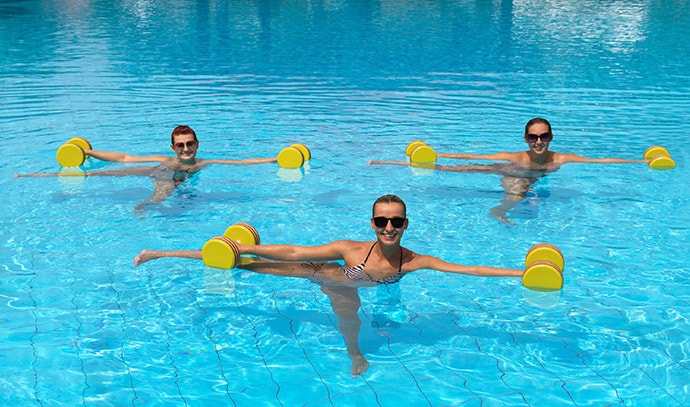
[405,140,437,166]
[202,222,261,269]
[56,137,92,167]
[522,244,564,291]
[277,143,312,169]
[644,146,675,170]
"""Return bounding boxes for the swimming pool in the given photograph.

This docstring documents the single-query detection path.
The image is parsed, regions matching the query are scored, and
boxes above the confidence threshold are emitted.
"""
[2,0,689,405]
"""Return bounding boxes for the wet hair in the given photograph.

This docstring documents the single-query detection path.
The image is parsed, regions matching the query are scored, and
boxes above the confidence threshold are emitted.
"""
[372,194,407,217]
[524,117,552,135]
[171,125,198,144]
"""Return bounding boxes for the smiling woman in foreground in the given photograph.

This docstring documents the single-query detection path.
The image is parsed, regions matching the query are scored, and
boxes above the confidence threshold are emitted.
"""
[134,194,532,377]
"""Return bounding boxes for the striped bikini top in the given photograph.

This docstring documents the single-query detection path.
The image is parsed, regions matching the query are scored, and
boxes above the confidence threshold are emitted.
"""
[342,242,404,285]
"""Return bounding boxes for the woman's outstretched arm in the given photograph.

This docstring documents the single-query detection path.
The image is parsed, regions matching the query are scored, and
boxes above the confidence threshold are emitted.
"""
[411,254,523,277]
[203,157,278,165]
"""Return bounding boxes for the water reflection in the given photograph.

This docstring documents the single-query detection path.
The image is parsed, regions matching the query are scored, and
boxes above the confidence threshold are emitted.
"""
[2,0,673,88]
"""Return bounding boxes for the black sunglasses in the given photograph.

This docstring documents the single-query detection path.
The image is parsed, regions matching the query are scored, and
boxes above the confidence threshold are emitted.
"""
[174,140,197,149]
[526,132,553,143]
[373,216,406,228]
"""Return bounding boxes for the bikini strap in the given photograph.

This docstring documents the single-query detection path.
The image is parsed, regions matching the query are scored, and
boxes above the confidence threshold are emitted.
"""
[398,247,403,273]
[364,243,403,273]
[361,242,378,264]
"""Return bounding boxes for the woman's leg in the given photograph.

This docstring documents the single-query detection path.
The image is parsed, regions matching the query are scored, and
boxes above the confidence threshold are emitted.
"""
[320,285,369,377]
[133,249,202,266]
[435,163,505,173]
[489,176,537,224]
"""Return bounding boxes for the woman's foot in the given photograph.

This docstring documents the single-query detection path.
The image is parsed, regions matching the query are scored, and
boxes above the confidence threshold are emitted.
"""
[490,208,517,225]
[350,354,370,377]
[133,250,157,267]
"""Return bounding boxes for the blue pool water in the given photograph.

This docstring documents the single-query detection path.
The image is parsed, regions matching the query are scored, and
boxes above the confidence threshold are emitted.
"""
[2,0,690,405]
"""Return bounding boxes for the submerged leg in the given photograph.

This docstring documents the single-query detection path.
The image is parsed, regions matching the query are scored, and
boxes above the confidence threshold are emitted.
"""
[320,285,369,377]
[238,260,341,280]
[435,163,506,173]
[489,198,520,225]
[134,179,177,212]
[89,166,157,177]
[149,180,176,203]
[489,176,538,225]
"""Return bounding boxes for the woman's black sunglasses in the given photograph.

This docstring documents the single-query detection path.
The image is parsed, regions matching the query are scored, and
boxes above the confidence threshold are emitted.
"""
[373,217,406,228]
[526,132,553,143]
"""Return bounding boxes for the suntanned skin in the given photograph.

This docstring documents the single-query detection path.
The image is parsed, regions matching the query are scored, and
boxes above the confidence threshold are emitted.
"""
[16,128,277,209]
[83,132,276,171]
[133,195,523,376]
[369,119,647,224]
[437,121,645,169]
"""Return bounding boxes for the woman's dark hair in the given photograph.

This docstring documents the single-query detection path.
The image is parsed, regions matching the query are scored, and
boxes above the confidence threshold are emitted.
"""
[524,117,552,135]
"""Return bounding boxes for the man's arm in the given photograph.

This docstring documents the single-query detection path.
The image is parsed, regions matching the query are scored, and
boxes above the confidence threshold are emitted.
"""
[85,149,170,163]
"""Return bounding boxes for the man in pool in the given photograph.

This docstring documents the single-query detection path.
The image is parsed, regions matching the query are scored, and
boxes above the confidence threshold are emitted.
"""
[369,117,648,224]
[83,124,277,170]
[17,125,277,209]
[133,194,525,377]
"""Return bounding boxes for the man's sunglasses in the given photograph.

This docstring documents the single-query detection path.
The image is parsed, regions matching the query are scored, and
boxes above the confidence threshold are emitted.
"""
[373,216,406,228]
[526,132,553,143]
[174,140,198,149]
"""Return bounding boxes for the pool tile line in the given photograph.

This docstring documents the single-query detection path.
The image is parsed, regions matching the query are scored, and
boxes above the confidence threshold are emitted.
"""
[622,342,685,405]
[586,288,687,403]
[494,312,579,404]
[572,346,625,403]
[107,263,141,406]
[560,305,627,404]
[231,284,284,406]
[399,308,493,403]
[504,330,574,405]
[446,311,531,404]
[145,269,188,406]
[27,257,43,407]
[314,291,385,406]
[191,288,236,405]
[269,286,335,406]
[363,309,433,406]
[68,265,90,407]
[617,306,690,405]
